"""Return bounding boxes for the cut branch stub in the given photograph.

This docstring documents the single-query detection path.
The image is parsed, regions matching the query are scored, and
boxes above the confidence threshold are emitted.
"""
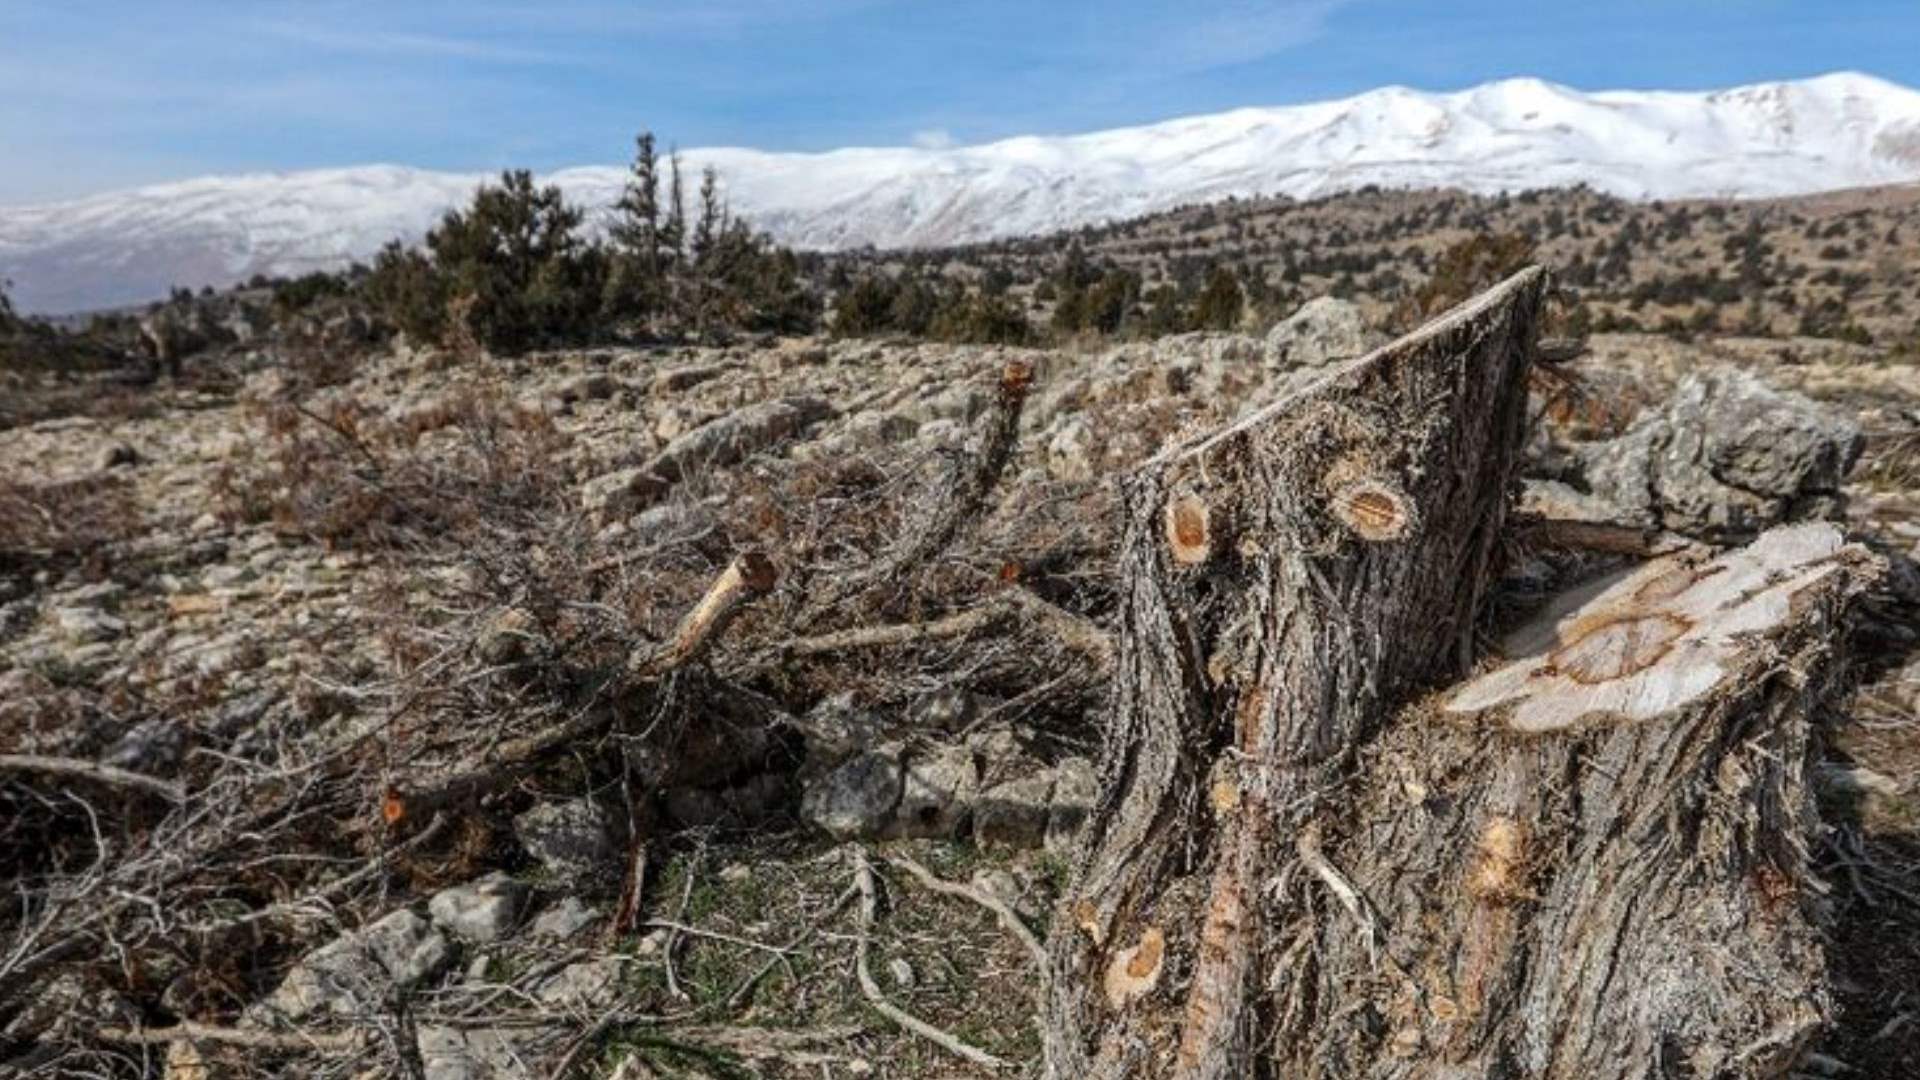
[1446,522,1878,732]
[1044,268,1549,1080]
[1163,493,1212,565]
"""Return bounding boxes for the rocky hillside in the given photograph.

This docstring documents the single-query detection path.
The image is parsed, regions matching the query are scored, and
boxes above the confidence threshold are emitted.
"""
[2,308,1917,1075]
[878,182,1920,348]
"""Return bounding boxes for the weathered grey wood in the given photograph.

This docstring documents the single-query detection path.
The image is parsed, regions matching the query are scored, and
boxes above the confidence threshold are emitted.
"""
[1040,266,1881,1080]
[1043,268,1548,1079]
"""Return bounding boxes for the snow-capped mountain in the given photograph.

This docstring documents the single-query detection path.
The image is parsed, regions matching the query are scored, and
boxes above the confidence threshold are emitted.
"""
[6,71,1920,313]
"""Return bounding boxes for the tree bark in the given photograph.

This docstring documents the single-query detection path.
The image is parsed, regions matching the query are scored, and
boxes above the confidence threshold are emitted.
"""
[1041,267,1881,1079]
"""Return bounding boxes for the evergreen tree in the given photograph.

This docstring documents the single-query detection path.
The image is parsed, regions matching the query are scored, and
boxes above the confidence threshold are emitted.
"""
[610,134,664,272]
[832,274,898,336]
[664,151,688,264]
[692,166,725,266]
[605,132,666,325]
[1191,266,1244,331]
[421,169,601,353]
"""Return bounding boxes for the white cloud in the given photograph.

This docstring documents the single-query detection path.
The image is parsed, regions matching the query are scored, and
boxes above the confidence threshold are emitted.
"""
[911,128,957,149]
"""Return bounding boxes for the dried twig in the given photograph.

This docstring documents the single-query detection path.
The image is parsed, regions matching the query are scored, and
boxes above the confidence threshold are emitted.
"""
[96,1020,363,1051]
[810,359,1032,616]
[886,852,1046,968]
[725,883,858,1010]
[386,551,777,824]
[851,847,1009,1070]
[0,754,185,802]
[1514,515,1688,558]
[629,551,777,678]
[778,586,1111,668]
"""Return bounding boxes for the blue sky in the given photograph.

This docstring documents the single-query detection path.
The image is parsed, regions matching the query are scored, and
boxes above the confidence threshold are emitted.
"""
[2,1,1914,204]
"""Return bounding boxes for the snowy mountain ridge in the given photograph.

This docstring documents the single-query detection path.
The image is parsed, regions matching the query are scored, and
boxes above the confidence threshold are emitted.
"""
[6,71,1920,313]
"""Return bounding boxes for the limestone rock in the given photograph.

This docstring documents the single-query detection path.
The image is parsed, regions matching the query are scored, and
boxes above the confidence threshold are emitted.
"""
[801,747,904,839]
[428,872,528,943]
[528,897,600,940]
[261,908,452,1021]
[643,396,834,485]
[1267,297,1385,366]
[974,771,1056,848]
[1581,369,1863,542]
[892,744,979,839]
[513,799,618,885]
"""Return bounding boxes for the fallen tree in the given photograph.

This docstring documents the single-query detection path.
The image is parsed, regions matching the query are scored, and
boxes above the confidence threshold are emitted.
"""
[1041,268,1883,1079]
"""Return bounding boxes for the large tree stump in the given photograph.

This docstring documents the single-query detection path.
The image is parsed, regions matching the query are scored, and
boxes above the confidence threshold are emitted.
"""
[1041,268,1882,1079]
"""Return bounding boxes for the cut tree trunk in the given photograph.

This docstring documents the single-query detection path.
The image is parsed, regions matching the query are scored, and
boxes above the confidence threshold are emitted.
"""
[1040,268,1882,1079]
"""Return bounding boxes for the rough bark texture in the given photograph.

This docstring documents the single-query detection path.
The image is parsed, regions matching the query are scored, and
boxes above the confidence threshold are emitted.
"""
[1044,269,1547,1079]
[1276,523,1880,1079]
[1040,266,1882,1080]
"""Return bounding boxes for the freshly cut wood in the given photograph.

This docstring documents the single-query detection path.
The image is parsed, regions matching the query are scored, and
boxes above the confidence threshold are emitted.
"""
[1447,522,1870,732]
[1040,267,1881,1079]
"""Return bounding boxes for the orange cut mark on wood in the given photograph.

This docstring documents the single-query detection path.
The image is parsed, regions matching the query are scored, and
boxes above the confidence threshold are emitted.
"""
[1104,926,1167,1008]
[1466,816,1529,901]
[1331,480,1413,542]
[1165,493,1212,565]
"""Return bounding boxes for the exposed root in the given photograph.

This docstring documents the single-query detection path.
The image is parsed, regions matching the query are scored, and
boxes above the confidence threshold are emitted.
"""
[852,847,1011,1070]
[886,851,1046,968]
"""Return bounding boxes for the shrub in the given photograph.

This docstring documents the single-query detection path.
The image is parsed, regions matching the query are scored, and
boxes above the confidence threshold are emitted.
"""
[1392,232,1535,330]
[1190,266,1244,331]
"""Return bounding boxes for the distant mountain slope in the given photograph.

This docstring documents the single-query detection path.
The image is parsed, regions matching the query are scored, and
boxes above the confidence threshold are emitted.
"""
[5,71,1920,313]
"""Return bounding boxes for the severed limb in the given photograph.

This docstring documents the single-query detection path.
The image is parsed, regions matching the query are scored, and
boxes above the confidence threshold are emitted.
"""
[385,551,776,825]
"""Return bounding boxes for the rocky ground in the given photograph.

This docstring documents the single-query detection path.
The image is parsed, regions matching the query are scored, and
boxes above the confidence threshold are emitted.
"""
[2,307,1917,1077]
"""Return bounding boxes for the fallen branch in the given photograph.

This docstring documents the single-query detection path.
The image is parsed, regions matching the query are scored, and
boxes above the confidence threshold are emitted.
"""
[887,852,1046,968]
[0,754,185,803]
[1514,514,1687,558]
[96,1020,363,1052]
[852,847,1010,1070]
[811,359,1032,616]
[629,550,777,679]
[385,551,777,825]
[779,586,1111,668]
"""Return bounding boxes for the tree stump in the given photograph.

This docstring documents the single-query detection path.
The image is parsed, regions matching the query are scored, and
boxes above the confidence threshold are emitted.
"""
[1041,268,1883,1079]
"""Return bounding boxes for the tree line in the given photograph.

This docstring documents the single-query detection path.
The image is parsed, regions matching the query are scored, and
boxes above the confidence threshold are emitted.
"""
[358,134,820,354]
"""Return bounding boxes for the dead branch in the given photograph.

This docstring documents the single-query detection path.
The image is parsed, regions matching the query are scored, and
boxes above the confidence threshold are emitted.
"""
[386,551,776,825]
[887,852,1046,968]
[95,1020,363,1052]
[629,550,778,678]
[852,847,1010,1070]
[778,585,1112,668]
[0,754,185,802]
[813,359,1032,614]
[1514,514,1686,558]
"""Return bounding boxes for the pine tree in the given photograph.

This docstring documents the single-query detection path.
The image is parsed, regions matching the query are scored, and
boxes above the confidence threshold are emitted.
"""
[610,132,663,275]
[664,151,688,265]
[1191,265,1244,331]
[692,166,725,266]
[604,132,666,326]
